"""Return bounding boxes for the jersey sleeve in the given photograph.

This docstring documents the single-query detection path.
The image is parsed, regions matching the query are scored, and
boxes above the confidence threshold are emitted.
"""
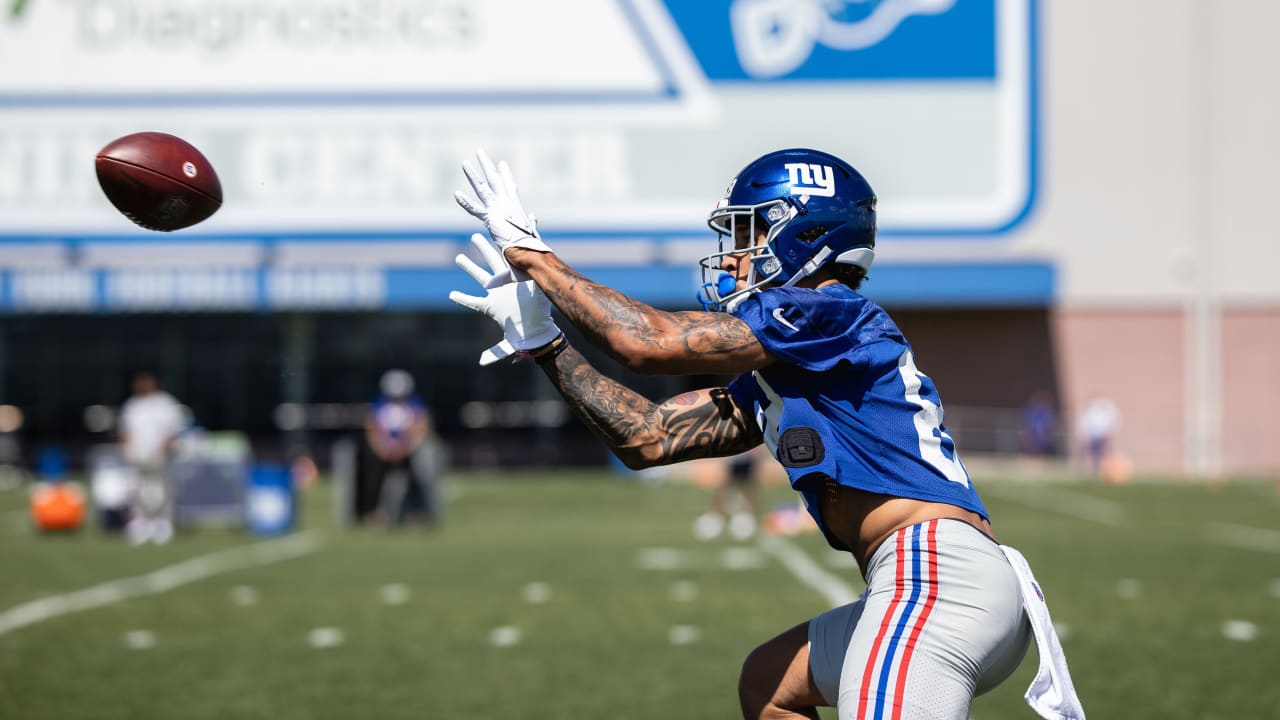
[732,287,899,372]
[726,373,757,415]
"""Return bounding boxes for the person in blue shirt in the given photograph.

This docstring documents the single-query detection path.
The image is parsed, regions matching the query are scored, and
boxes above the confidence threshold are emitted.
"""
[364,369,438,527]
[451,148,1084,720]
[1021,390,1060,459]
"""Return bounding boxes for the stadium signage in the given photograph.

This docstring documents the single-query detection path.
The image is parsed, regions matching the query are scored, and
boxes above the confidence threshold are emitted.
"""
[5,267,387,311]
[0,0,1039,312]
[63,0,476,53]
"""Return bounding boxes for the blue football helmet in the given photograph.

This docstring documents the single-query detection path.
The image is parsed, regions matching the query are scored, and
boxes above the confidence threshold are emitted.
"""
[697,148,877,311]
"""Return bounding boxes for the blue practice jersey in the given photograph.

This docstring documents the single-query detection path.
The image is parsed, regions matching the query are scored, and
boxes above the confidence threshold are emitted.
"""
[727,284,988,548]
[370,394,428,442]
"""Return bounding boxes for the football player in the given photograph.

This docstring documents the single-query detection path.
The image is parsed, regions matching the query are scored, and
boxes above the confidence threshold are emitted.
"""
[451,148,1084,720]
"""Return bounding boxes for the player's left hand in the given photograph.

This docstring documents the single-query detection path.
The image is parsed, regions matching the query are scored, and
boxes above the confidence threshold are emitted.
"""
[449,233,562,366]
[454,149,554,279]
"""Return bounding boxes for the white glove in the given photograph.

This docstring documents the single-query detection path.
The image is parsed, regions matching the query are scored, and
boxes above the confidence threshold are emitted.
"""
[454,148,554,280]
[449,233,562,366]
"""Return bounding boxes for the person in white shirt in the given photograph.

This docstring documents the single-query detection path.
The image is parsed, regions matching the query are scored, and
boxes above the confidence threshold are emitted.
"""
[1076,395,1120,477]
[119,372,186,545]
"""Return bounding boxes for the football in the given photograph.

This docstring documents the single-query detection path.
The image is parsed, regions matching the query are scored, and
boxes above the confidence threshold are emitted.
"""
[95,131,223,232]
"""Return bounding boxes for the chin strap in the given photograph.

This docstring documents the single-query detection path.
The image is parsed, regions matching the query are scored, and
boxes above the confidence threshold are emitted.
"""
[780,245,875,289]
[781,246,833,288]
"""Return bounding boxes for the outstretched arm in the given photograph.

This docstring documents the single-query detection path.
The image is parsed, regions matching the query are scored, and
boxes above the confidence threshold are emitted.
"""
[453,148,771,375]
[533,337,764,469]
[510,249,771,376]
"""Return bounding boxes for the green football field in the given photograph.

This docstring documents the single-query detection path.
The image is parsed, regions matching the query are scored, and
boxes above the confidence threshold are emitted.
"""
[1,469,1277,719]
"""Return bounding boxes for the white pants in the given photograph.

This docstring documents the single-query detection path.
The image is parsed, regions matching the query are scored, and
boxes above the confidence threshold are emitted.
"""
[130,461,172,523]
[809,518,1031,720]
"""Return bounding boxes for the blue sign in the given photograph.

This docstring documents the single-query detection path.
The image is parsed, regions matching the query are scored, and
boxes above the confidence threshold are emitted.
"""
[0,237,1054,312]
[662,0,997,80]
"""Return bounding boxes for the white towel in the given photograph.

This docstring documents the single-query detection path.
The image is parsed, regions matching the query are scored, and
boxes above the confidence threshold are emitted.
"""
[1000,545,1087,720]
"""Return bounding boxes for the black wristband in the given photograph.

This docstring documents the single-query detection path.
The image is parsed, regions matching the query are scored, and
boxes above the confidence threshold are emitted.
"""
[534,335,569,364]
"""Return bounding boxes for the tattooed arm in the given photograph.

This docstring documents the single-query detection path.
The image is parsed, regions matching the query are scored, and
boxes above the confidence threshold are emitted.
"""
[508,249,773,376]
[536,338,764,469]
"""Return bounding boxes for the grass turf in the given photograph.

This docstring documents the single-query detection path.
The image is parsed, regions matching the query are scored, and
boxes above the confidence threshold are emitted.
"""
[0,470,1277,719]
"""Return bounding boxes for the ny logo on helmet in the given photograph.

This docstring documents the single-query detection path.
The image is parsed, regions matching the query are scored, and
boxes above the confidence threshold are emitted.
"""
[784,163,836,198]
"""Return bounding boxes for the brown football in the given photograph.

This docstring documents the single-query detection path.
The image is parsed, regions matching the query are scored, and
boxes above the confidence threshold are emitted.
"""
[95,132,223,232]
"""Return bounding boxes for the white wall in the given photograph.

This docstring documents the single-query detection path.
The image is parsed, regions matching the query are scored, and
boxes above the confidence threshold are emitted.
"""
[1024,1,1280,475]
[1028,0,1280,307]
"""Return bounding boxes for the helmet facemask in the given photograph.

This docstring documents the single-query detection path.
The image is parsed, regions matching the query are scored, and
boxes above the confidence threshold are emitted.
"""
[697,199,797,312]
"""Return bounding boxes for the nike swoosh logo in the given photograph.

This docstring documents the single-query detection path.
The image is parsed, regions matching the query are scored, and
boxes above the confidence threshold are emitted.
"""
[772,307,799,332]
[504,217,537,238]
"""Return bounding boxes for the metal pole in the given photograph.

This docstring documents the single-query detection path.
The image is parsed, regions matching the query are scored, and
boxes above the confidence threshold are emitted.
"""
[282,313,314,453]
[1185,2,1223,478]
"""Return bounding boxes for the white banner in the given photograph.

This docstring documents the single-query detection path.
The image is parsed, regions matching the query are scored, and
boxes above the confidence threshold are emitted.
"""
[0,0,1034,238]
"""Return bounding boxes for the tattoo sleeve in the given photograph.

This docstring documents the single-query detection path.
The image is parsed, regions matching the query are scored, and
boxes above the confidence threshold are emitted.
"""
[516,251,770,374]
[538,342,764,468]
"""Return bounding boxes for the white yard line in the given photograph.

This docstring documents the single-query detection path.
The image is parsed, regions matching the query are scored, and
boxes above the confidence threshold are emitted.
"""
[1204,522,1280,554]
[758,535,861,608]
[980,483,1126,526]
[0,531,324,638]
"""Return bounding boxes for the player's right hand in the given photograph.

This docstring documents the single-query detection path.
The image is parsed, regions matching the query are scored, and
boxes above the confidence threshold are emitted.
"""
[454,149,554,274]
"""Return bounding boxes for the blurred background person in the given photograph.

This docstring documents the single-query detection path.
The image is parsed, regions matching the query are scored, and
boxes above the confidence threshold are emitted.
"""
[692,449,762,542]
[1020,389,1060,462]
[1077,394,1122,480]
[0,404,28,490]
[362,369,441,528]
[118,371,187,545]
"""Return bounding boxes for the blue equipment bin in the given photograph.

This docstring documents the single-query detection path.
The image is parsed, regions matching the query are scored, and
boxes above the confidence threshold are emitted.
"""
[245,464,295,536]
